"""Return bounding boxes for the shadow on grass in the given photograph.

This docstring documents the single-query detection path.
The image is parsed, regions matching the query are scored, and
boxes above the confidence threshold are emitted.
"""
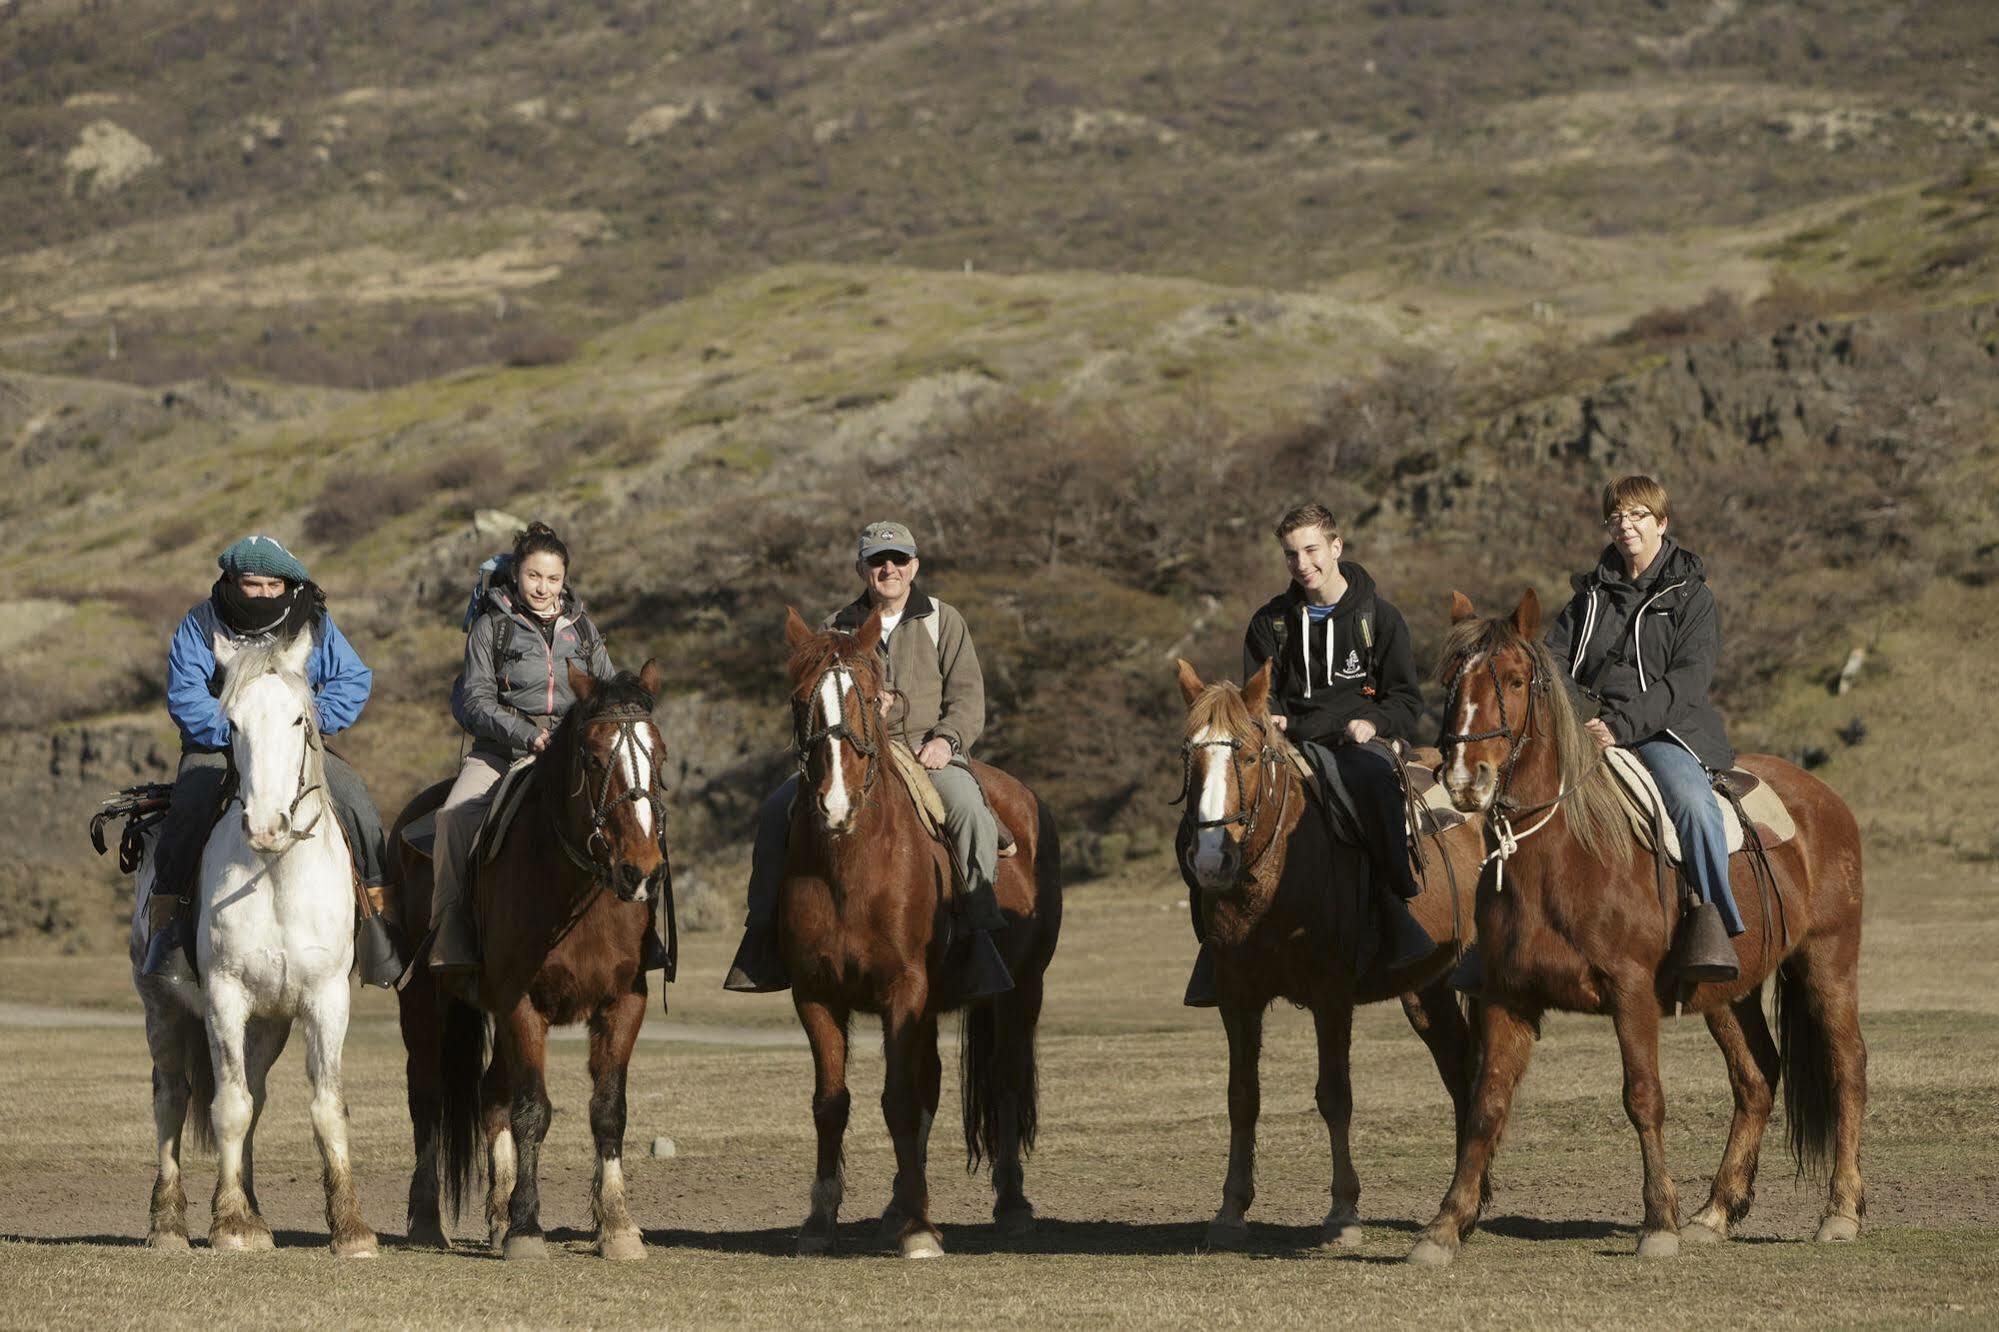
[642,1215,1425,1259]
[0,1228,341,1251]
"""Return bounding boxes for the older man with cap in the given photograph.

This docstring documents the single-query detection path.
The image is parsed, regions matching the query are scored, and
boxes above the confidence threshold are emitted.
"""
[140,535,396,985]
[723,519,1011,999]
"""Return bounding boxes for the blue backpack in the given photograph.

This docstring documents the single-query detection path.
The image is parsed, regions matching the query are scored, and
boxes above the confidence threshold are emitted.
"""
[447,553,513,734]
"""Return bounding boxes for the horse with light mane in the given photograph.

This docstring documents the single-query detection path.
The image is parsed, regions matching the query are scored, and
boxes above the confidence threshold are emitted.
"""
[130,628,376,1255]
[779,607,1061,1258]
[402,661,670,1261]
[1174,658,1490,1249]
[1408,590,1866,1266]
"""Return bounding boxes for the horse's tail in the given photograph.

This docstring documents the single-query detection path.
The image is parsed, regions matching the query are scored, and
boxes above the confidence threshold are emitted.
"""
[184,1018,216,1155]
[438,993,488,1220]
[1775,957,1837,1182]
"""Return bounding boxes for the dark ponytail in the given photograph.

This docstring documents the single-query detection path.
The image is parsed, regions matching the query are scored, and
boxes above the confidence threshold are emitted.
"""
[512,521,569,571]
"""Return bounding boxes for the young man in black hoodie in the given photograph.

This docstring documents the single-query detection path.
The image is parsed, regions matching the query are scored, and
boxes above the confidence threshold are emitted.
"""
[1183,503,1434,1006]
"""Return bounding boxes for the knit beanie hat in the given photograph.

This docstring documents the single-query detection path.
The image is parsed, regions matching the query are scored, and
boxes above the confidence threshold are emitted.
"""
[217,534,311,584]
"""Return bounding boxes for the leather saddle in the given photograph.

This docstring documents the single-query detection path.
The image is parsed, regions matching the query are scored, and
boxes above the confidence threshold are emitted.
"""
[1602,748,1797,865]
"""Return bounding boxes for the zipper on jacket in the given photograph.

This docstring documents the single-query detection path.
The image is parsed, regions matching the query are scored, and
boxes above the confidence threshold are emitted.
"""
[1630,580,1688,689]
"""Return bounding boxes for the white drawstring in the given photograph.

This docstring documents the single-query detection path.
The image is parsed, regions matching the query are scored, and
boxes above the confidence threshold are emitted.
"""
[1481,803,1564,894]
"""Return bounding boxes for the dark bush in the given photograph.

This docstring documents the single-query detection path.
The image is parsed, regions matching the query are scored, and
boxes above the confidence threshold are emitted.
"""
[304,473,419,546]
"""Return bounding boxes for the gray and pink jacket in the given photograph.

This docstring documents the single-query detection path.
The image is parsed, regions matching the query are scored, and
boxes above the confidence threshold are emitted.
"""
[455,585,616,762]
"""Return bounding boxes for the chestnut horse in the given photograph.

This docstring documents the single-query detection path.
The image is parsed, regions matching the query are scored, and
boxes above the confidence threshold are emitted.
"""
[1409,591,1865,1265]
[779,607,1062,1259]
[1175,658,1490,1249]
[396,662,670,1261]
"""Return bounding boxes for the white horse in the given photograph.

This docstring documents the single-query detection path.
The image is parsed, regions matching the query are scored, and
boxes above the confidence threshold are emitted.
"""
[129,628,376,1256]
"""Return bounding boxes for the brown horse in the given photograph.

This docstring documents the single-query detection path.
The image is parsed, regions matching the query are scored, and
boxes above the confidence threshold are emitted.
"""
[1408,591,1866,1265]
[393,661,670,1261]
[779,607,1061,1258]
[1174,658,1491,1248]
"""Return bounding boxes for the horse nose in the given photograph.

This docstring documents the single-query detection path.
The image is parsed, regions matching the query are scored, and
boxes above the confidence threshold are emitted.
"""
[616,862,648,900]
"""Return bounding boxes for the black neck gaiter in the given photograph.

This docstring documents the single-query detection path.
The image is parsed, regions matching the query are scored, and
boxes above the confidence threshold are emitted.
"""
[211,577,322,641]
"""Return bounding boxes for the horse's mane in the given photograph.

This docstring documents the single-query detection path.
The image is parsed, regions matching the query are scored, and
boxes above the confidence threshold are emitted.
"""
[218,635,312,712]
[581,671,659,720]
[1437,615,1626,866]
[786,628,885,700]
[1185,680,1259,741]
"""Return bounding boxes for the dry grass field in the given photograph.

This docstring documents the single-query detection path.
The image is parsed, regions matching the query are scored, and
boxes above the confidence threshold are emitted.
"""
[2,848,1995,1329]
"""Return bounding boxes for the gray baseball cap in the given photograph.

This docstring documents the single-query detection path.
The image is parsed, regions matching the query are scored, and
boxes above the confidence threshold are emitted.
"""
[857,520,918,560]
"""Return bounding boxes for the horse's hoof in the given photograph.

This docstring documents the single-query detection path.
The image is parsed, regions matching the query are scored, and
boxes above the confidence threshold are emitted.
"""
[1815,1214,1861,1243]
[1322,1212,1364,1249]
[1406,1238,1456,1267]
[899,1230,945,1260]
[796,1232,832,1257]
[1204,1219,1248,1252]
[1679,1221,1727,1246]
[599,1232,645,1262]
[209,1220,273,1253]
[502,1234,548,1262]
[995,1205,1036,1238]
[146,1230,190,1253]
[1636,1230,1680,1260]
[332,1229,379,1259]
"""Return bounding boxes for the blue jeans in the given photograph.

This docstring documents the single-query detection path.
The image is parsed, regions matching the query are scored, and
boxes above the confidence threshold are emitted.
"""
[1634,740,1743,936]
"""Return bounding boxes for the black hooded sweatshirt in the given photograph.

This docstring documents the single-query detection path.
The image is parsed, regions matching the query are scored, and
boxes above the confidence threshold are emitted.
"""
[1542,535,1735,771]
[1242,561,1424,746]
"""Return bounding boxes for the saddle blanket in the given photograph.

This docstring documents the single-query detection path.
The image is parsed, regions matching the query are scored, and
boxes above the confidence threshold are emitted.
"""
[1281,742,1469,843]
[398,756,539,867]
[884,742,1016,857]
[1603,748,1796,864]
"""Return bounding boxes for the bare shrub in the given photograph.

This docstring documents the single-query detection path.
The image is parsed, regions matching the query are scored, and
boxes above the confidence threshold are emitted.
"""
[304,472,419,546]
[493,324,579,368]
[1612,288,1746,347]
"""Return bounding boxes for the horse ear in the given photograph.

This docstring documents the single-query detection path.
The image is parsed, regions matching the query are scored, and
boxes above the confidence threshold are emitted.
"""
[568,659,596,702]
[279,626,314,677]
[1242,658,1274,718]
[1512,587,1542,640]
[1175,657,1206,706]
[1450,590,1476,623]
[639,657,665,699]
[784,606,814,650]
[854,608,883,654]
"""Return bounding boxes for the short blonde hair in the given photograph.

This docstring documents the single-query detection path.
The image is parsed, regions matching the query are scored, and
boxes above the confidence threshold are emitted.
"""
[1274,502,1340,543]
[1602,475,1670,523]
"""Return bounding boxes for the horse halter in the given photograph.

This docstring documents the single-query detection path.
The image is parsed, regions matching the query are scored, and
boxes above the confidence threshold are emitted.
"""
[558,703,670,901]
[1438,651,1548,813]
[793,660,885,806]
[1177,721,1291,879]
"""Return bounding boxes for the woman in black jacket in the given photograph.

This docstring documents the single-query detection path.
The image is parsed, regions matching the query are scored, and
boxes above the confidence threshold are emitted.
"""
[426,522,615,983]
[1544,474,1743,981]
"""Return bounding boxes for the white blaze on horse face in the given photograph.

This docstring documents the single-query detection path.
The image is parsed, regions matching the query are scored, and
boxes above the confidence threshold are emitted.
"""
[232,673,310,852]
[1190,725,1231,883]
[1445,655,1483,803]
[617,726,655,839]
[817,668,853,827]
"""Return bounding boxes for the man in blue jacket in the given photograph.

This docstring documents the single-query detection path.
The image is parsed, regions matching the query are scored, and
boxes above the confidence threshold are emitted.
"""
[142,535,392,984]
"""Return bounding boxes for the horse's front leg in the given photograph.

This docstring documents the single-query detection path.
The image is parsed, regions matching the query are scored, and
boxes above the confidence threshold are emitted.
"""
[203,979,272,1252]
[1314,997,1363,1247]
[880,1007,944,1258]
[498,998,554,1261]
[480,1056,514,1254]
[1206,999,1263,1250]
[794,997,850,1256]
[1610,981,1680,1258]
[1408,999,1540,1266]
[1684,991,1778,1244]
[302,978,376,1257]
[588,991,647,1261]
[1404,982,1489,1217]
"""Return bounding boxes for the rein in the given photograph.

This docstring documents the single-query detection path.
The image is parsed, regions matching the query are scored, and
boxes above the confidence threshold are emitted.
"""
[553,702,671,900]
[794,660,887,811]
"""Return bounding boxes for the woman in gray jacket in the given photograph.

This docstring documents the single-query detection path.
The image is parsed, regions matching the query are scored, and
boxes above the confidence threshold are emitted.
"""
[427,522,615,983]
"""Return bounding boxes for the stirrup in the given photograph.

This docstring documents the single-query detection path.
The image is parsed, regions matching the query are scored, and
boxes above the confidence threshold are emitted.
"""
[722,925,789,994]
[946,929,1014,1004]
[1182,944,1218,1008]
[1673,901,1739,984]
[140,924,196,984]
[1447,946,1484,997]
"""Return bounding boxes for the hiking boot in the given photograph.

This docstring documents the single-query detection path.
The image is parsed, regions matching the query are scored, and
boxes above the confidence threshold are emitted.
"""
[140,895,196,984]
[427,900,481,980]
[1673,901,1739,984]
[722,922,789,994]
[640,923,670,974]
[1182,943,1218,1008]
[1447,945,1485,996]
[355,910,404,988]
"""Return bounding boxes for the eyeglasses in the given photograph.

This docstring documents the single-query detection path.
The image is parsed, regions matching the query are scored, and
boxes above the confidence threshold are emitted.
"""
[865,551,913,569]
[1603,509,1655,530]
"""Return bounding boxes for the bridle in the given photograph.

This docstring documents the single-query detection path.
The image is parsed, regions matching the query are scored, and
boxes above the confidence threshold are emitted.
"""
[284,713,327,838]
[1176,720,1293,885]
[793,660,886,808]
[554,701,670,901]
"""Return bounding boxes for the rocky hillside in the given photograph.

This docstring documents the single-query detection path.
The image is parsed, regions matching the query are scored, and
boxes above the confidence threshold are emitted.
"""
[5,1,1998,953]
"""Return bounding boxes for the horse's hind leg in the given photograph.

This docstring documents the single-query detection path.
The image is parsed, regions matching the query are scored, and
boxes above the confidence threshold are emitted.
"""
[1405,982,1489,1219]
[497,1000,554,1261]
[989,970,1043,1237]
[1408,1000,1539,1267]
[481,1052,514,1253]
[400,979,447,1249]
[794,997,850,1256]
[239,1015,289,1222]
[302,978,377,1257]
[1610,981,1681,1259]
[141,1004,196,1250]
[1314,997,1363,1247]
[205,980,273,1253]
[1207,1000,1264,1250]
[1684,989,1778,1244]
[587,992,647,1261]
[1789,916,1867,1242]
[881,1002,944,1245]
[881,1007,944,1258]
